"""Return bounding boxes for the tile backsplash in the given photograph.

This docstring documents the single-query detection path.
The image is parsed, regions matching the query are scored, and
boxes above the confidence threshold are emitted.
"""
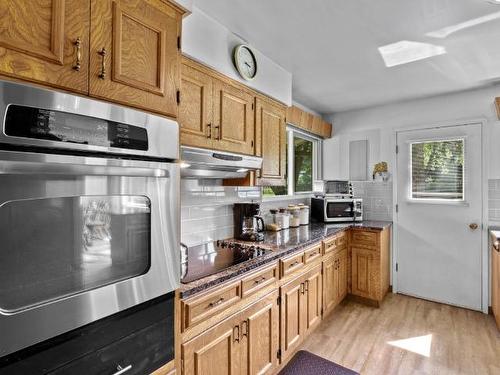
[181,179,261,246]
[351,181,393,221]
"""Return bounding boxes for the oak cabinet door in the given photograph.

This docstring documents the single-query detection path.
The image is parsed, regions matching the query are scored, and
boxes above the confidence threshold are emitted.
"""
[255,98,286,186]
[213,79,255,155]
[280,276,304,362]
[337,248,348,301]
[0,0,90,93]
[322,255,337,315]
[90,0,181,117]
[492,246,500,328]
[179,61,214,149]
[351,247,377,299]
[241,291,279,375]
[182,319,240,375]
[304,265,322,334]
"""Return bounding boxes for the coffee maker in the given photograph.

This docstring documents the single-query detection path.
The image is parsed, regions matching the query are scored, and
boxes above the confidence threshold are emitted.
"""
[233,203,265,241]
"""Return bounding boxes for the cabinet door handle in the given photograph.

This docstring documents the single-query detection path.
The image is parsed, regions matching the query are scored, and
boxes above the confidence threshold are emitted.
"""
[215,125,220,140]
[98,47,107,79]
[241,319,248,338]
[208,297,225,308]
[233,324,240,343]
[113,364,132,375]
[73,37,82,71]
[254,276,266,285]
[300,282,305,294]
[289,260,300,268]
[207,123,212,138]
[305,280,309,292]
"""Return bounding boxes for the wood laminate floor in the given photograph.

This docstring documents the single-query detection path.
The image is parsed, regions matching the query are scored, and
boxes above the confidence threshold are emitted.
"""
[300,293,500,375]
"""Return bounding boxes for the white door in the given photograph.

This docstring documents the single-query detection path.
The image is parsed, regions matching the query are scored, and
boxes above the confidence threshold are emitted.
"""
[396,124,482,310]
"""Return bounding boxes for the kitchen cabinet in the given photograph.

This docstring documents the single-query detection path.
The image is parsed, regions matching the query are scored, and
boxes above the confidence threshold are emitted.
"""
[496,98,500,120]
[351,247,377,299]
[181,290,279,375]
[213,78,255,155]
[0,0,90,93]
[492,237,500,329]
[280,264,322,362]
[89,0,181,118]
[255,97,286,185]
[179,60,214,149]
[323,248,348,316]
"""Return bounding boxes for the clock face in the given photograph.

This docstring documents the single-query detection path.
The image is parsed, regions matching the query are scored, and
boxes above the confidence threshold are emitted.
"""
[234,45,257,80]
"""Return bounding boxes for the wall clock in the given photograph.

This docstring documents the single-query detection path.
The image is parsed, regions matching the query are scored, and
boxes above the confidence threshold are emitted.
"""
[233,44,257,81]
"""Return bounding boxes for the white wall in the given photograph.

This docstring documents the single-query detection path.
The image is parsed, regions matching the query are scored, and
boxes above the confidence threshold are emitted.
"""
[323,83,500,180]
[182,6,292,106]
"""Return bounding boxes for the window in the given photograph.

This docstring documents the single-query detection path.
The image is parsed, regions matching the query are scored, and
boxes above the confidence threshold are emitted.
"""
[263,128,321,197]
[410,139,464,201]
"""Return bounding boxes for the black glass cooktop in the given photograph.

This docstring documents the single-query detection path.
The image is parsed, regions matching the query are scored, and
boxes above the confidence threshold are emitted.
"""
[181,240,270,283]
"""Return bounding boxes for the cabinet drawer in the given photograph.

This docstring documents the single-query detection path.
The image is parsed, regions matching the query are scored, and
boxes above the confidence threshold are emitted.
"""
[304,244,322,264]
[337,232,347,248]
[351,230,378,249]
[280,252,305,277]
[323,236,338,254]
[241,263,279,297]
[182,281,241,330]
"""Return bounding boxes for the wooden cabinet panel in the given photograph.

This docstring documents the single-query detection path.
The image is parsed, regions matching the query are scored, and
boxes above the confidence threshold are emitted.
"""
[322,254,337,315]
[182,321,240,375]
[242,293,279,375]
[213,79,255,155]
[337,248,348,301]
[323,235,338,255]
[304,265,322,333]
[492,243,500,329]
[241,263,278,298]
[179,60,213,149]
[255,97,286,186]
[280,252,305,278]
[280,276,304,361]
[496,98,500,120]
[304,244,322,264]
[90,0,180,117]
[0,0,90,93]
[351,230,378,249]
[351,247,378,299]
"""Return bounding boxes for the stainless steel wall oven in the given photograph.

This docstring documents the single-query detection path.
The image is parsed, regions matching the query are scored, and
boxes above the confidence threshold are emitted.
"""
[0,81,180,358]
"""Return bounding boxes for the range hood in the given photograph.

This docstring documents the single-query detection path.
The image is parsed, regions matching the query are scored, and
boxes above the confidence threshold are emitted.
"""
[180,146,262,179]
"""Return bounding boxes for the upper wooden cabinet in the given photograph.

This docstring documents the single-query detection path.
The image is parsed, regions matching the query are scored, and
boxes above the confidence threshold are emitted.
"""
[0,0,90,93]
[286,105,332,139]
[90,0,181,118]
[255,97,286,186]
[179,60,214,149]
[213,79,255,155]
[179,57,256,156]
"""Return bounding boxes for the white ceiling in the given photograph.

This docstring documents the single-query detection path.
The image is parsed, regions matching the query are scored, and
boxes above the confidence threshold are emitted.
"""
[193,0,500,114]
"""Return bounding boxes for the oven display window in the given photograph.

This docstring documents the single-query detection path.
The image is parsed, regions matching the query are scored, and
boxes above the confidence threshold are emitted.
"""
[326,201,353,218]
[0,195,151,313]
[4,104,148,151]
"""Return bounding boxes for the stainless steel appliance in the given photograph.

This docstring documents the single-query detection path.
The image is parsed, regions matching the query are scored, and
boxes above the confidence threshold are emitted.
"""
[311,197,363,222]
[313,180,353,197]
[0,81,180,358]
[181,240,270,283]
[180,146,262,179]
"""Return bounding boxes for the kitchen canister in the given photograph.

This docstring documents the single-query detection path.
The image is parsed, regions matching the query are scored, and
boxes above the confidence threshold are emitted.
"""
[288,205,301,228]
[278,208,290,230]
[297,204,310,225]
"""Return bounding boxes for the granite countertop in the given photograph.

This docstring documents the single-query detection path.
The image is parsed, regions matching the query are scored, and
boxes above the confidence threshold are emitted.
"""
[179,220,392,298]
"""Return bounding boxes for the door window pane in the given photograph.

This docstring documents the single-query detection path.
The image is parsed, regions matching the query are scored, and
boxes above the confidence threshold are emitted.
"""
[410,139,464,200]
[294,136,313,192]
[0,196,151,312]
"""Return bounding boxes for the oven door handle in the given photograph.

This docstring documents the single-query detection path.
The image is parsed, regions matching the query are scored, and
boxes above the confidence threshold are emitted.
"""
[0,160,170,178]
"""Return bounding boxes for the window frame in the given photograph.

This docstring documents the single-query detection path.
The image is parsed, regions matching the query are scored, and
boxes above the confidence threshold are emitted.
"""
[407,136,466,204]
[263,126,322,198]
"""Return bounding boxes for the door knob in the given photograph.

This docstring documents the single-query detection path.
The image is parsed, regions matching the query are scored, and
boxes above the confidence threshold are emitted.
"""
[469,223,479,230]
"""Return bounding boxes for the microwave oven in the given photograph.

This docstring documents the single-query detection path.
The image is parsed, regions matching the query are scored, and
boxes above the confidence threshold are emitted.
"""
[311,197,363,222]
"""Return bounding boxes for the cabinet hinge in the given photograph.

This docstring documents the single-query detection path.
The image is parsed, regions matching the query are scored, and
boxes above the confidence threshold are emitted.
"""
[396,263,399,272]
[181,359,184,372]
[277,349,282,359]
[177,36,181,50]
[251,140,254,148]
[396,145,399,154]
[277,296,281,305]
[395,204,398,213]
[176,90,181,105]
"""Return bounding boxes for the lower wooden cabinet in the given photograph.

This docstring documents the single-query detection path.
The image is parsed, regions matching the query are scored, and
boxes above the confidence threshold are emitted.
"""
[492,240,500,329]
[351,247,377,299]
[181,290,279,375]
[323,248,348,316]
[280,264,322,362]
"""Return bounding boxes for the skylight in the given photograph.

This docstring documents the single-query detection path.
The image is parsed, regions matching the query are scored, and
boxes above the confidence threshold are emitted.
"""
[378,41,446,68]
